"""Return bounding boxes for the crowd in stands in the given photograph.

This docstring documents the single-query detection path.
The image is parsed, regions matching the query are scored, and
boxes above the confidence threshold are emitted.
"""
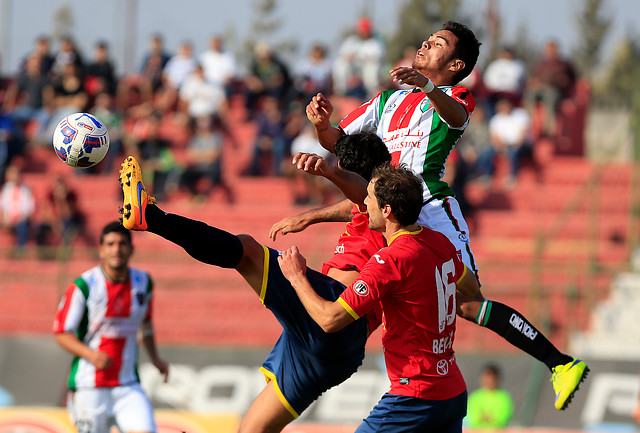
[0,19,583,257]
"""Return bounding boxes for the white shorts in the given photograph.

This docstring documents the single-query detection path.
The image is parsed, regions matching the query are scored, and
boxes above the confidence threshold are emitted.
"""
[419,196,480,280]
[68,383,156,433]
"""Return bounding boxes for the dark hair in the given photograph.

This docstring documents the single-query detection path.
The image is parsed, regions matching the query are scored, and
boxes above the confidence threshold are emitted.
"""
[482,364,501,379]
[335,132,391,181]
[441,21,481,84]
[100,221,132,244]
[371,163,423,227]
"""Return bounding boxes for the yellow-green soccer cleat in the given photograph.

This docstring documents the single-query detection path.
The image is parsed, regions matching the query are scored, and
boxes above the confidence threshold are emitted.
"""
[118,156,155,231]
[551,358,589,410]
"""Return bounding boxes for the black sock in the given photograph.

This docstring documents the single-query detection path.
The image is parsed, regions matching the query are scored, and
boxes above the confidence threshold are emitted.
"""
[478,300,573,370]
[145,204,244,268]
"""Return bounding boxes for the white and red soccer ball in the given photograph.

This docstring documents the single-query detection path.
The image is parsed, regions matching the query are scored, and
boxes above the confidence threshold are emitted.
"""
[52,112,110,168]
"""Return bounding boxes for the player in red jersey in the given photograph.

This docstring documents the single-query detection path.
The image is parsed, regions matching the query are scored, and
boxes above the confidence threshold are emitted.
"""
[291,20,587,410]
[279,163,474,432]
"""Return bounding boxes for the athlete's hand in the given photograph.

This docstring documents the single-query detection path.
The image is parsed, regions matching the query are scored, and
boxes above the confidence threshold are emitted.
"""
[90,350,112,370]
[389,66,430,88]
[269,215,310,241]
[292,152,332,177]
[306,93,334,130]
[153,358,170,383]
[278,246,308,283]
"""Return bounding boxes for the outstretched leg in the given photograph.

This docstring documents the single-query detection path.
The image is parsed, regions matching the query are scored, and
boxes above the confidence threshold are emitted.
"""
[118,155,265,294]
[457,289,589,410]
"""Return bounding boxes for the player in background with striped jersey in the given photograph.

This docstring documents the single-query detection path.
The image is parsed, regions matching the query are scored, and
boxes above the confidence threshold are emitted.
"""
[53,222,168,433]
[300,20,588,410]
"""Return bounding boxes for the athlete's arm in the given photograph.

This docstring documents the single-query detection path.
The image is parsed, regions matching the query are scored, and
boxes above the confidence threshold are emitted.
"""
[456,265,480,298]
[278,245,355,333]
[54,332,112,370]
[305,93,345,152]
[292,152,368,206]
[389,66,468,128]
[269,199,353,241]
[141,319,169,382]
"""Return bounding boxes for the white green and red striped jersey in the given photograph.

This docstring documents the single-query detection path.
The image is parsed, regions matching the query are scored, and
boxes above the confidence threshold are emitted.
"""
[53,266,153,390]
[339,86,475,202]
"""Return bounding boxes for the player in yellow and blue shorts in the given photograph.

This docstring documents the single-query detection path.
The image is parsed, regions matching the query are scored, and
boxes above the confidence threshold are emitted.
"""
[117,155,374,432]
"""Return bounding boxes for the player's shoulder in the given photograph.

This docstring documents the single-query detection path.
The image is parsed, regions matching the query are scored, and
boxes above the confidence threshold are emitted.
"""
[449,85,475,106]
[78,265,103,282]
[129,267,153,285]
[419,226,457,249]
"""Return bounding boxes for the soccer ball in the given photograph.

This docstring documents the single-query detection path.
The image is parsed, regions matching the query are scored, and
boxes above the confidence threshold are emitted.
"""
[52,113,110,168]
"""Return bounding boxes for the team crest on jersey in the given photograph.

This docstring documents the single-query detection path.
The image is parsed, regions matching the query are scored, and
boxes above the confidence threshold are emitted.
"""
[437,359,449,375]
[420,99,431,112]
[352,280,370,297]
[136,292,145,306]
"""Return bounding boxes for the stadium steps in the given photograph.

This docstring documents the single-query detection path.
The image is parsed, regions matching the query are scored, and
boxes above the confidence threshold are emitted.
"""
[0,99,635,350]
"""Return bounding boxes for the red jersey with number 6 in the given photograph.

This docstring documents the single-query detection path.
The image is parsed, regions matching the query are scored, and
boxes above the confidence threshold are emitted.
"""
[338,227,467,400]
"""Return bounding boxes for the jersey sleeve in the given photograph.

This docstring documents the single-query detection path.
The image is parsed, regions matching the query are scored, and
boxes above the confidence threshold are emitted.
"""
[52,281,87,334]
[338,248,399,319]
[450,85,475,118]
[338,92,382,135]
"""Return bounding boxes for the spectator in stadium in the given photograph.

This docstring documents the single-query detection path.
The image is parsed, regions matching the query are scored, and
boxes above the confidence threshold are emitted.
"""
[53,221,168,433]
[303,20,588,412]
[177,63,231,129]
[199,34,239,97]
[0,110,26,183]
[2,54,52,130]
[35,175,94,260]
[285,123,337,206]
[85,41,118,97]
[180,115,234,203]
[136,33,171,104]
[89,91,124,173]
[131,111,179,201]
[465,364,515,429]
[37,61,88,146]
[488,97,533,187]
[242,95,287,177]
[243,41,293,118]
[523,39,577,137]
[159,40,197,113]
[0,163,35,257]
[163,40,197,92]
[483,46,527,113]
[455,104,493,185]
[51,36,84,77]
[18,35,54,75]
[332,16,385,99]
[293,43,333,102]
